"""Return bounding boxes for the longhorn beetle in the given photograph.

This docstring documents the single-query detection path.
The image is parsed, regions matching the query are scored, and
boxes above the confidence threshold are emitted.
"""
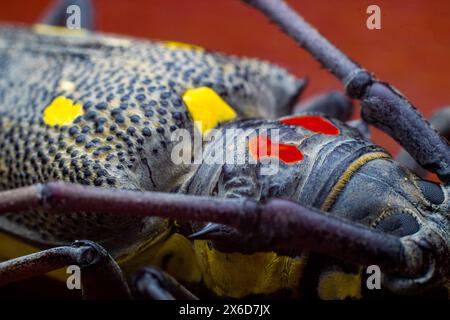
[0,0,449,300]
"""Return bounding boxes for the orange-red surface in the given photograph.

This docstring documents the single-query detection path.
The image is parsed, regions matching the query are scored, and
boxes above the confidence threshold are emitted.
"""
[0,0,449,156]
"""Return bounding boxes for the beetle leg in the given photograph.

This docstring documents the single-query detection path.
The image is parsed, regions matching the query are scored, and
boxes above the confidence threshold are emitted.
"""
[189,208,449,294]
[0,182,422,272]
[293,91,354,122]
[0,239,131,299]
[1,182,447,292]
[132,267,198,300]
[396,107,450,178]
[40,0,94,30]
[243,0,450,183]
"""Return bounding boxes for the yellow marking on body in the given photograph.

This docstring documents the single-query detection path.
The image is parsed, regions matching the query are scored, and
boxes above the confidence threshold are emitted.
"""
[43,96,84,126]
[194,240,306,298]
[33,24,87,36]
[58,80,76,93]
[182,87,237,135]
[321,152,391,211]
[164,41,203,52]
[318,271,362,300]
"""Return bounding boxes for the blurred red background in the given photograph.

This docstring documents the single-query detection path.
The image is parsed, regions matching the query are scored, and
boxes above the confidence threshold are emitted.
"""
[0,0,449,156]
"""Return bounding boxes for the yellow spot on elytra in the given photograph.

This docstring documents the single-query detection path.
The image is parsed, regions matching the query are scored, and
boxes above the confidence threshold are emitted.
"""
[58,80,76,93]
[164,41,203,52]
[182,87,237,135]
[33,24,87,36]
[43,96,84,126]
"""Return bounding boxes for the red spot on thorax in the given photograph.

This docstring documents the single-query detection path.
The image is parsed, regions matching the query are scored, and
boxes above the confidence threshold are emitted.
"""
[248,136,304,164]
[280,115,340,135]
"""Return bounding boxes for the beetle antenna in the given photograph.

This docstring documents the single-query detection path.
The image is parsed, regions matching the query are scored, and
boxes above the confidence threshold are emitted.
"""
[244,0,358,83]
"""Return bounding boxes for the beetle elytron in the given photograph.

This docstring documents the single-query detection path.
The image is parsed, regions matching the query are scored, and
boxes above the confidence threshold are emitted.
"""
[0,0,449,299]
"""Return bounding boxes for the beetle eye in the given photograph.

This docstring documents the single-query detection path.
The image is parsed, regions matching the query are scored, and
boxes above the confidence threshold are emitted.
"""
[375,212,420,237]
[417,180,445,205]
